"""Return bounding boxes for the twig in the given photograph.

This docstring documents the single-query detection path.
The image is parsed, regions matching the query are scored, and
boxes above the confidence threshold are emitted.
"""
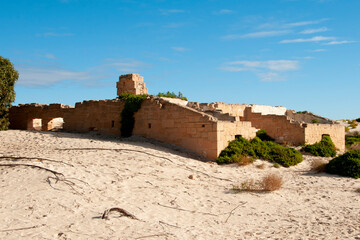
[159,220,181,229]
[135,233,170,239]
[0,156,74,167]
[101,207,138,220]
[157,203,218,216]
[0,224,45,232]
[225,203,244,223]
[0,163,63,177]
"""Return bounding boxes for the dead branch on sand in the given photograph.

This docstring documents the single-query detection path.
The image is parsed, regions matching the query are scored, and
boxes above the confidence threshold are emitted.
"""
[0,156,74,167]
[0,164,85,194]
[101,207,138,220]
[0,224,46,232]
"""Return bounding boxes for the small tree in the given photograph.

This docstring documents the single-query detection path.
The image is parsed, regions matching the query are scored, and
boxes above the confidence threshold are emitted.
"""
[0,56,19,130]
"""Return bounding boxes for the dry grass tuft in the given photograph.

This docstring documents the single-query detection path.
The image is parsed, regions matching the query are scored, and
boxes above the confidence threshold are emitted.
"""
[310,159,328,173]
[256,163,266,169]
[234,156,254,166]
[355,188,360,193]
[232,173,283,193]
[261,173,283,191]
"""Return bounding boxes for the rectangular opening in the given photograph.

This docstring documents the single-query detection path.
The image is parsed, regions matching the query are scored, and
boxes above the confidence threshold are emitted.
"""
[322,134,330,139]
[202,124,205,128]
[111,120,115,128]
[148,123,151,129]
[235,134,242,139]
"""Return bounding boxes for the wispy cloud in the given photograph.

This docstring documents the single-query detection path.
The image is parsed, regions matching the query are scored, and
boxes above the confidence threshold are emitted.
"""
[106,59,149,72]
[44,54,57,60]
[300,27,328,34]
[222,30,290,40]
[36,32,74,37]
[311,49,327,52]
[257,72,284,82]
[213,9,234,15]
[280,36,335,43]
[171,47,188,52]
[285,18,328,28]
[220,60,299,82]
[325,40,356,45]
[160,9,184,15]
[16,66,93,86]
[163,22,185,28]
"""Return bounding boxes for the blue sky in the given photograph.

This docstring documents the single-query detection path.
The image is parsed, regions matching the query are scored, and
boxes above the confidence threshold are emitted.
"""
[1,0,359,120]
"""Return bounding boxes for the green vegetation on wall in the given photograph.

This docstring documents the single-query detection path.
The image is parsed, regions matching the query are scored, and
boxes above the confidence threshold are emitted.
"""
[302,135,336,157]
[216,135,303,167]
[157,91,187,101]
[118,93,148,137]
[326,149,360,179]
[0,56,19,130]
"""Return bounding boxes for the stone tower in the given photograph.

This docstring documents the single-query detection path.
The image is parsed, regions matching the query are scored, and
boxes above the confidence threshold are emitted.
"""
[116,73,148,96]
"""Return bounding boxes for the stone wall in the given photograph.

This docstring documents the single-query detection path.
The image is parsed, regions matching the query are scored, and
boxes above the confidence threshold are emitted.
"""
[304,124,345,151]
[116,74,148,96]
[242,107,305,145]
[286,110,335,124]
[133,98,257,160]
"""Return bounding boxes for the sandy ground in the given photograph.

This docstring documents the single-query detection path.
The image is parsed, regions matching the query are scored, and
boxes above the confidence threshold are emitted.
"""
[0,130,359,240]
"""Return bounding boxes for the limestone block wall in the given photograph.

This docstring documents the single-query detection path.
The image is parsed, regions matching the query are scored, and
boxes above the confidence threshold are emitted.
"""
[216,121,257,157]
[242,107,305,145]
[9,103,71,131]
[116,73,148,96]
[304,124,345,151]
[133,98,219,159]
[63,100,123,135]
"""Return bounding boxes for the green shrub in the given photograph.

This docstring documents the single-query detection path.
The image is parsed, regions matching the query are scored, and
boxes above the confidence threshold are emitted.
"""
[356,118,360,123]
[296,111,308,114]
[346,134,360,147]
[302,135,336,157]
[157,91,187,101]
[312,119,319,123]
[217,136,302,167]
[350,120,358,129]
[345,126,350,132]
[256,129,274,142]
[118,93,148,137]
[325,150,360,179]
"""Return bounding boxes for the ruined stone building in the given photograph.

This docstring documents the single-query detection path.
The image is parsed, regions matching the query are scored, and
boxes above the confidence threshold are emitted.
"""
[9,74,345,160]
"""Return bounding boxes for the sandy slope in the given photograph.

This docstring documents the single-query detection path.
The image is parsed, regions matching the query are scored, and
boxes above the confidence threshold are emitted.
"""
[0,130,359,240]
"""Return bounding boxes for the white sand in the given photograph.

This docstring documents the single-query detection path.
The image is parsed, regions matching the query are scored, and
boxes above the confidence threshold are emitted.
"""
[0,130,359,239]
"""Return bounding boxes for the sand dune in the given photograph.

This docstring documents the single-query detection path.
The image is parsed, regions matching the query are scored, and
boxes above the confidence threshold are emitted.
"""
[0,130,359,239]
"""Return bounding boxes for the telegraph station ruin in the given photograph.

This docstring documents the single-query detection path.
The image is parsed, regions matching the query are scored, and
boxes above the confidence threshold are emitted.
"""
[9,74,345,160]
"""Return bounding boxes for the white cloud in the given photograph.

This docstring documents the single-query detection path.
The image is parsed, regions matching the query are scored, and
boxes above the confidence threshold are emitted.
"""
[16,66,93,86]
[257,72,284,82]
[280,36,335,43]
[325,40,356,45]
[160,9,184,15]
[44,54,57,60]
[285,18,328,27]
[312,49,327,52]
[171,47,188,52]
[221,60,299,82]
[222,30,290,40]
[107,59,148,72]
[214,9,234,15]
[36,32,74,37]
[227,60,299,72]
[300,27,328,34]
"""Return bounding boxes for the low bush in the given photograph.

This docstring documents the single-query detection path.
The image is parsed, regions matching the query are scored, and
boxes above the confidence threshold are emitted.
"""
[350,120,359,129]
[217,136,302,167]
[302,136,336,157]
[345,134,360,148]
[157,91,187,101]
[312,119,319,123]
[256,129,274,142]
[356,118,360,123]
[296,111,308,114]
[325,150,360,179]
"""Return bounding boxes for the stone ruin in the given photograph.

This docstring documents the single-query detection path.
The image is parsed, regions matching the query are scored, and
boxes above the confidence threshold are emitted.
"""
[9,73,345,160]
